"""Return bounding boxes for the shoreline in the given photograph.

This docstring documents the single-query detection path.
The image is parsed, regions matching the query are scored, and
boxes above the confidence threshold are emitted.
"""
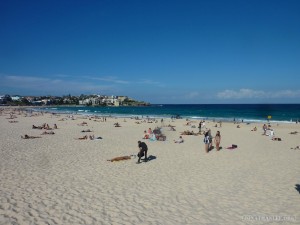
[21,105,300,124]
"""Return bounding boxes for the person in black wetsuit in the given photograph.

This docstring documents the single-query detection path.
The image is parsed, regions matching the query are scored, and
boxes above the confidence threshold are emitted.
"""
[137,141,148,163]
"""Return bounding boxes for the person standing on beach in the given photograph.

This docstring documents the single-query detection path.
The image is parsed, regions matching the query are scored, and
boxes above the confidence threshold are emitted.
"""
[198,121,202,133]
[137,141,148,163]
[208,129,213,150]
[214,131,221,151]
[263,124,267,135]
[202,121,206,129]
[203,131,210,153]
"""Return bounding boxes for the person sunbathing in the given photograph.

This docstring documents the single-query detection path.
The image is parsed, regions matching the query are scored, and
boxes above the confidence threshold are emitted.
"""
[251,127,257,131]
[89,135,102,140]
[81,129,92,132]
[289,131,298,134]
[21,134,41,139]
[170,126,176,131]
[272,137,282,141]
[290,146,300,150]
[41,131,55,135]
[77,122,88,126]
[45,124,53,130]
[75,135,88,140]
[114,122,121,127]
[107,156,131,162]
[180,130,195,135]
[32,125,43,129]
[174,136,184,143]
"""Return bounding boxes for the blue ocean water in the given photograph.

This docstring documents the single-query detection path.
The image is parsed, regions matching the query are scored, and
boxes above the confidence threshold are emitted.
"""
[34,104,300,123]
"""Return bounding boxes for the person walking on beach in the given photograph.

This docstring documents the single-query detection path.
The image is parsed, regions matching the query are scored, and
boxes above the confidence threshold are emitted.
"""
[202,121,206,129]
[214,131,221,151]
[137,141,148,163]
[198,121,202,133]
[203,131,210,153]
[208,129,213,150]
[263,124,268,135]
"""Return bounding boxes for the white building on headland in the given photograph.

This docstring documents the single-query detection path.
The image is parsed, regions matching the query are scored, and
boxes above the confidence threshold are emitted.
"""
[78,95,125,106]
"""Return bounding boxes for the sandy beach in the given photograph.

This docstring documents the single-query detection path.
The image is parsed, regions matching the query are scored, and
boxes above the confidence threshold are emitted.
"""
[0,107,299,225]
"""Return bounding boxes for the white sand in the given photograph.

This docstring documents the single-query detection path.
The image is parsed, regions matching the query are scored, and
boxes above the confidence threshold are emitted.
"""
[0,107,299,225]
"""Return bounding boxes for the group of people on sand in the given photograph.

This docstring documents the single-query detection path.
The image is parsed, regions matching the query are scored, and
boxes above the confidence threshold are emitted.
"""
[261,124,284,141]
[22,123,58,139]
[142,128,156,140]
[75,134,103,140]
[32,123,57,130]
[204,130,221,153]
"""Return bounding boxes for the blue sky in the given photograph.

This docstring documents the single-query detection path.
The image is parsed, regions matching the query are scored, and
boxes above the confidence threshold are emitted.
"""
[0,0,299,103]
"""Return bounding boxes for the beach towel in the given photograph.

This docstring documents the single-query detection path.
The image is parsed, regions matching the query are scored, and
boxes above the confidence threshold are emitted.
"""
[107,156,131,162]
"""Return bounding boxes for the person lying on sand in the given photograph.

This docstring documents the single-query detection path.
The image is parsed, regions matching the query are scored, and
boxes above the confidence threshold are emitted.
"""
[290,146,300,150]
[180,130,196,135]
[81,129,92,132]
[89,135,102,140]
[21,134,41,139]
[289,131,298,135]
[174,136,184,143]
[272,137,282,141]
[75,135,88,140]
[32,125,43,129]
[8,120,18,123]
[41,131,55,135]
[170,126,176,131]
[77,122,88,126]
[107,156,131,162]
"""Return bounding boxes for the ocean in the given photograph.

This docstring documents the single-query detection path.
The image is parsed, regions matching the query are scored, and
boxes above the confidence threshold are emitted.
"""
[32,104,300,123]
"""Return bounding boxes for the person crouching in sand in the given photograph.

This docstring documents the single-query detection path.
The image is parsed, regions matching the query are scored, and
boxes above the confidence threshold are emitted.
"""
[137,141,148,163]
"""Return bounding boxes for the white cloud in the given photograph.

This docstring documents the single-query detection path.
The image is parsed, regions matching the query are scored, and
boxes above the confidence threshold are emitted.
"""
[82,75,130,84]
[1,74,115,94]
[6,75,49,83]
[217,88,300,99]
[272,90,300,98]
[136,79,165,87]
